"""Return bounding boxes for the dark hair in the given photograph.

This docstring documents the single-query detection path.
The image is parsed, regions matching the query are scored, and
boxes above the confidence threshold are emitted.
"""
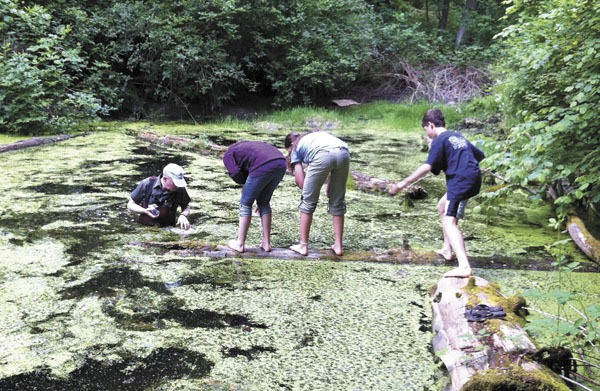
[422,109,445,128]
[284,132,301,149]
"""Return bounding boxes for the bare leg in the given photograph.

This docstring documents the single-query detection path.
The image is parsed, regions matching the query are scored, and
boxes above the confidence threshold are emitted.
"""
[228,215,251,253]
[331,215,344,256]
[435,195,455,261]
[442,215,472,277]
[260,213,272,252]
[290,212,311,256]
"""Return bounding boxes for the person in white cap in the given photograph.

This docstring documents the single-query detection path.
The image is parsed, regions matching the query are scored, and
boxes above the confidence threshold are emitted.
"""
[127,163,192,230]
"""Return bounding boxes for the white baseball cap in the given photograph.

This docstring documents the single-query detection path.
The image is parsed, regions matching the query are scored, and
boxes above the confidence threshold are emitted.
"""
[163,163,187,187]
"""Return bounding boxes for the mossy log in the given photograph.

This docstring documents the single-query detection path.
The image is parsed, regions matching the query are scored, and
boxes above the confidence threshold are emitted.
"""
[567,212,600,264]
[130,240,441,264]
[136,130,226,154]
[431,276,569,391]
[350,170,428,198]
[0,134,78,153]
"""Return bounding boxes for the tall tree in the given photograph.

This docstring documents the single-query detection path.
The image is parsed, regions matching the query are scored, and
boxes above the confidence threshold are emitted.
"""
[438,0,451,30]
[456,0,478,48]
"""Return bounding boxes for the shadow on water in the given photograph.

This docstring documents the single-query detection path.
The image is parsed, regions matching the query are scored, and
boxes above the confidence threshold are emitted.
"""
[61,267,172,299]
[0,347,214,390]
[104,303,269,331]
[26,183,104,194]
[62,266,267,331]
[222,346,276,359]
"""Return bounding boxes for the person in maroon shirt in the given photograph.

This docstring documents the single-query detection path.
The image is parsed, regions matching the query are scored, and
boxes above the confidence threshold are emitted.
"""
[223,141,287,252]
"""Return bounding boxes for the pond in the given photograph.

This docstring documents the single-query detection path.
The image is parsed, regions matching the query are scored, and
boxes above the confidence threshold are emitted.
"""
[0,124,598,390]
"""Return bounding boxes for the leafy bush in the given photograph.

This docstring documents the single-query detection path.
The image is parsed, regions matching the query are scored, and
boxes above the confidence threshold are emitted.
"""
[486,0,600,221]
[0,1,110,134]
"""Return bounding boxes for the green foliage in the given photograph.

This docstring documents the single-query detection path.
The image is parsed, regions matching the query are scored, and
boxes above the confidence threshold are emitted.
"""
[0,0,110,134]
[522,257,600,355]
[487,0,600,222]
[237,0,376,106]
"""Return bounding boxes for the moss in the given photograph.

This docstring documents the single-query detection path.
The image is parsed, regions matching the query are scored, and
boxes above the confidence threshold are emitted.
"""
[462,366,569,391]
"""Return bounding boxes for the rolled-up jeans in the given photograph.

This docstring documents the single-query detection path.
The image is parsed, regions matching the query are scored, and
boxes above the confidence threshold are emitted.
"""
[239,166,286,217]
[299,147,350,215]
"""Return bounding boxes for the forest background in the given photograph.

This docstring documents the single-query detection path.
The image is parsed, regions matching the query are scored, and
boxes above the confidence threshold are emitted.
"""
[1,0,599,387]
[1,0,598,229]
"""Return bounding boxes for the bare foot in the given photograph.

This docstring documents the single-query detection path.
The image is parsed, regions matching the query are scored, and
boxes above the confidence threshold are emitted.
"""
[289,243,308,256]
[435,249,455,262]
[443,267,472,278]
[227,239,244,253]
[260,241,272,252]
[331,244,343,256]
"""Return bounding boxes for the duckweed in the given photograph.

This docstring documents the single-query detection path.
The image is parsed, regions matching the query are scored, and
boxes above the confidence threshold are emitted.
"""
[0,125,597,390]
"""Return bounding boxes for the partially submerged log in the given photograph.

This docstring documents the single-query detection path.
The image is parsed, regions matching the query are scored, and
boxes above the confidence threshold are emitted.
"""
[135,130,226,154]
[350,170,428,198]
[567,212,600,264]
[130,241,438,264]
[0,134,79,153]
[431,275,569,391]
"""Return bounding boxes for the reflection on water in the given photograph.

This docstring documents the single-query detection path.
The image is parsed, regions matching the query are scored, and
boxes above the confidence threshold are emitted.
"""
[0,127,596,390]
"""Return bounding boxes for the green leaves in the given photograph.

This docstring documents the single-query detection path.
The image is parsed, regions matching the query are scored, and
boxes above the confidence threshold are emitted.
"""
[488,0,600,223]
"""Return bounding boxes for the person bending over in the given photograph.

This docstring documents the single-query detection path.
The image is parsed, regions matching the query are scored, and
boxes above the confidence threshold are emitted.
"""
[285,131,350,256]
[223,140,287,253]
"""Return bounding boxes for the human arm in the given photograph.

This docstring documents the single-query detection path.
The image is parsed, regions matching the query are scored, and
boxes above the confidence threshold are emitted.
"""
[127,197,158,218]
[389,163,432,195]
[223,149,247,184]
[292,163,305,189]
[177,204,191,230]
[472,144,485,162]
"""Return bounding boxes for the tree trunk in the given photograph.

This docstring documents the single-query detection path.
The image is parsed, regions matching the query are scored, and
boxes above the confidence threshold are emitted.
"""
[439,0,451,30]
[350,171,427,198]
[567,212,600,264]
[456,0,478,48]
[431,276,570,391]
[0,134,78,153]
[135,130,226,154]
[129,240,436,264]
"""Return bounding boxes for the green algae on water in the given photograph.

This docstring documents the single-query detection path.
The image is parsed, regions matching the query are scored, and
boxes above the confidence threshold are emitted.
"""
[0,124,596,390]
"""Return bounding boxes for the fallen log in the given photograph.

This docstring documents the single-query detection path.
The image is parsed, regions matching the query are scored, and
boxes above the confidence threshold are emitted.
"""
[135,130,226,154]
[0,134,79,153]
[130,241,436,264]
[567,212,600,264]
[350,170,427,198]
[431,275,569,391]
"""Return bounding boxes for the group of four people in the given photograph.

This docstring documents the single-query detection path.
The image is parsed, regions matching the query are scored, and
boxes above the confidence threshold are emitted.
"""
[127,108,484,277]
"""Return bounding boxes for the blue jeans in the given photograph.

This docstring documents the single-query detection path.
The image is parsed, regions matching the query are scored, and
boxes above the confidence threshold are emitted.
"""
[240,166,286,217]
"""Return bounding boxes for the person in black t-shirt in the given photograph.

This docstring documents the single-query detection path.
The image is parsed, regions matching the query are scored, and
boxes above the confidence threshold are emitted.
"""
[127,163,192,230]
[390,109,484,278]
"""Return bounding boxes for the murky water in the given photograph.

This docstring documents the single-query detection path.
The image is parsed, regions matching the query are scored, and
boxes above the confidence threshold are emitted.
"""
[0,125,598,390]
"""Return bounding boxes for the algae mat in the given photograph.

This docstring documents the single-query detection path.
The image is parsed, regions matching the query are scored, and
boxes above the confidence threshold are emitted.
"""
[0,128,595,390]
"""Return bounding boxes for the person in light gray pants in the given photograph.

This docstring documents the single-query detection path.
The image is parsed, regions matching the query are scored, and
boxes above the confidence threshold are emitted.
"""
[284,131,350,256]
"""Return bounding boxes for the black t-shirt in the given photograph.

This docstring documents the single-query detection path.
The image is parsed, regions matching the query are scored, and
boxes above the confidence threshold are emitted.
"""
[426,131,485,200]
